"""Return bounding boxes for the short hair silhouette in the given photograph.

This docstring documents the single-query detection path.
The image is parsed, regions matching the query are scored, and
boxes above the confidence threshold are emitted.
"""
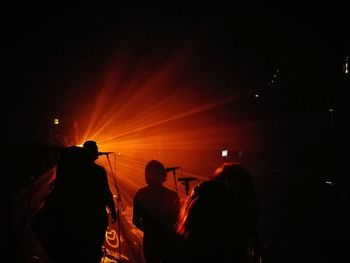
[83,140,99,160]
[145,160,167,185]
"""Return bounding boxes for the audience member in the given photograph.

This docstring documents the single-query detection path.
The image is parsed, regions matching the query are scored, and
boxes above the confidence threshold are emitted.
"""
[176,162,261,262]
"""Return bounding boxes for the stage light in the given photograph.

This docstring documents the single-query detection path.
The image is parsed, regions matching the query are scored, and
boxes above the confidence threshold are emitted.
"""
[221,149,228,157]
[343,56,349,74]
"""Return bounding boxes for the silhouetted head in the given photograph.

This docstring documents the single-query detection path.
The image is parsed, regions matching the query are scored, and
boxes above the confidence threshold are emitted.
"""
[83,140,99,161]
[54,145,88,186]
[145,160,167,185]
[57,145,86,168]
[213,162,256,199]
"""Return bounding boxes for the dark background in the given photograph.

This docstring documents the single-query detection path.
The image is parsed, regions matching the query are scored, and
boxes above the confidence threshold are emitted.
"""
[1,5,348,138]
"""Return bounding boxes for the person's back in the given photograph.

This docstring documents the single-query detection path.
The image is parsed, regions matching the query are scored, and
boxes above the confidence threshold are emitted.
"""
[134,185,179,234]
[31,145,92,262]
[133,160,180,263]
[177,162,260,262]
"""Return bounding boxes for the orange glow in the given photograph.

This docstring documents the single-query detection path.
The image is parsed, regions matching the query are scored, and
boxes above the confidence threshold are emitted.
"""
[68,44,256,204]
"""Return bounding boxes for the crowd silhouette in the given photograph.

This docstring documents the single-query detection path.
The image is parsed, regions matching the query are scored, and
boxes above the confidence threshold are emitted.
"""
[30,144,350,263]
[29,144,349,263]
[31,149,264,263]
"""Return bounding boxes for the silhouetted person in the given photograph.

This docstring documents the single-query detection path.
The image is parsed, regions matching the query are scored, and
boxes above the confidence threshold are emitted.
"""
[31,141,117,263]
[132,160,180,263]
[31,145,88,262]
[176,162,260,263]
[82,140,118,262]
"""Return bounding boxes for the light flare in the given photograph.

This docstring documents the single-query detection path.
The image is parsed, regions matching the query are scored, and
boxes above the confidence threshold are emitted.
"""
[69,42,255,203]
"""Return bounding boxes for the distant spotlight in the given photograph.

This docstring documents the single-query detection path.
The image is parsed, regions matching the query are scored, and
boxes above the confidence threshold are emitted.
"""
[343,56,349,74]
[221,149,229,157]
[329,108,334,112]
[325,181,333,186]
[254,94,259,98]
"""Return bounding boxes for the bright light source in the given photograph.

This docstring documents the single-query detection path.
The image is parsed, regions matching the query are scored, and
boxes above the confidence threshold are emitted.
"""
[329,108,334,112]
[54,118,59,125]
[221,149,228,157]
[254,94,259,98]
[343,56,349,74]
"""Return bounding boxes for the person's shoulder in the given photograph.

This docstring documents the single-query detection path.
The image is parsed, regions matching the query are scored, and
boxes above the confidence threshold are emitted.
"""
[133,186,150,201]
[134,186,148,195]
[163,186,179,196]
[92,163,107,173]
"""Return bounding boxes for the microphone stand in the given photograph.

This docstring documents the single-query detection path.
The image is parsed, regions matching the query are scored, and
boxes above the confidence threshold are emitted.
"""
[178,177,198,196]
[172,171,178,193]
[182,181,190,196]
[105,154,125,262]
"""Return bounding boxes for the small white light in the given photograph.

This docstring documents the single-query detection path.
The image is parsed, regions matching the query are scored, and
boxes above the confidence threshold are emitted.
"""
[329,108,334,112]
[325,181,333,185]
[221,149,228,157]
[254,94,259,98]
[343,56,349,74]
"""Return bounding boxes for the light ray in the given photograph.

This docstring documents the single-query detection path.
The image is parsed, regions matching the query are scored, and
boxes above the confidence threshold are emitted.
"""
[66,38,255,204]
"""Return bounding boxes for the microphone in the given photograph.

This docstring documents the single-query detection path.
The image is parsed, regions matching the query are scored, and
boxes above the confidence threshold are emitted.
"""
[98,152,114,156]
[178,177,198,182]
[164,167,181,172]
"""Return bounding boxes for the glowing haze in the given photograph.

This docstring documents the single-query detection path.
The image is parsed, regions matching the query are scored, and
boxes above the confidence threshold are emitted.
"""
[67,35,256,203]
